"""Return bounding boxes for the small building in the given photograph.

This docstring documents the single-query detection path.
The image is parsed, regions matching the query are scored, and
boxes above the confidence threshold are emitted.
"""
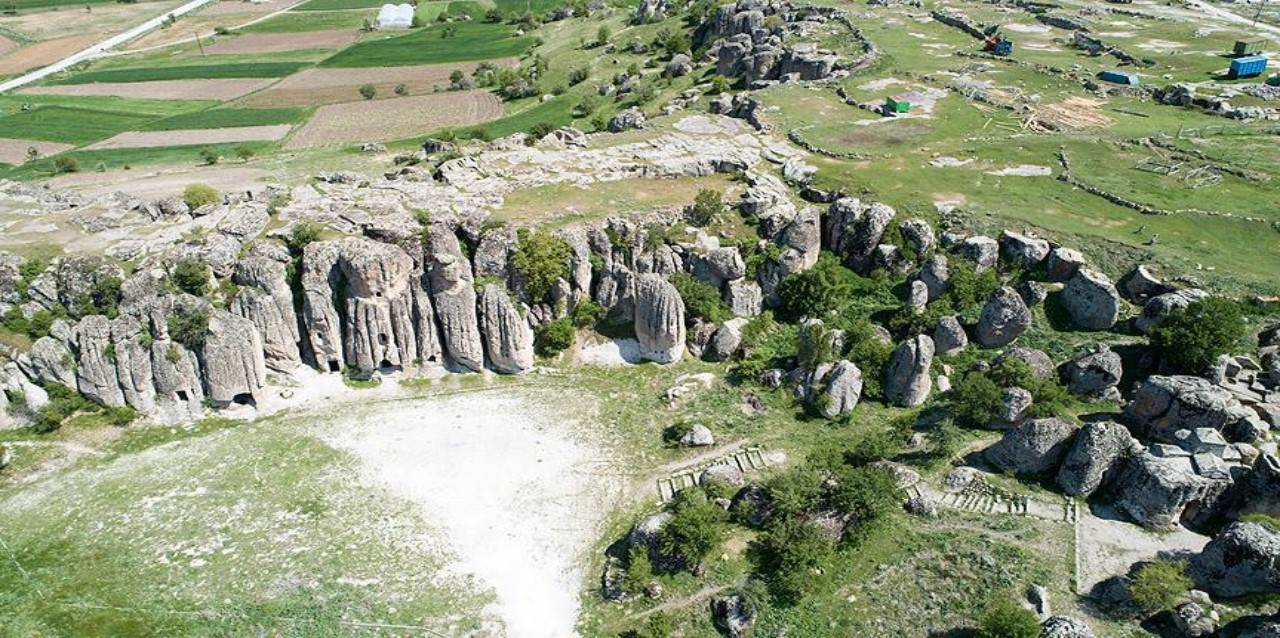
[884,95,911,114]
[1230,55,1269,79]
[1234,37,1265,57]
[377,3,415,29]
[1098,69,1140,85]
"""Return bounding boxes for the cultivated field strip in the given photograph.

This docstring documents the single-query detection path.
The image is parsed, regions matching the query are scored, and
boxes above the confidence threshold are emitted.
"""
[84,124,295,150]
[283,90,502,149]
[20,78,279,101]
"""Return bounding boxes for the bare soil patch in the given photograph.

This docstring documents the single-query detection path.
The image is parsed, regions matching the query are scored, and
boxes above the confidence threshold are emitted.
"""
[47,165,269,199]
[0,34,100,75]
[200,0,292,16]
[0,138,74,164]
[239,59,517,108]
[0,34,17,58]
[203,29,359,55]
[21,77,277,100]
[285,90,502,149]
[1,1,177,42]
[84,124,293,150]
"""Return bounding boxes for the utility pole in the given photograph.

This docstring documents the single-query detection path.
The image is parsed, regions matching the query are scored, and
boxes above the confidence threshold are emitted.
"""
[195,30,206,56]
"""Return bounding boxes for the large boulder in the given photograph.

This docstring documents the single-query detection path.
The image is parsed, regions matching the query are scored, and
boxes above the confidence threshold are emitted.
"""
[957,235,999,271]
[201,310,268,407]
[1041,616,1095,638]
[477,283,534,374]
[999,230,1051,270]
[1057,420,1137,497]
[1220,454,1280,522]
[819,360,863,418]
[994,347,1055,380]
[984,417,1076,475]
[976,287,1032,347]
[1126,375,1251,443]
[1193,522,1280,598]
[710,594,757,638]
[916,253,948,302]
[1046,247,1085,282]
[426,227,485,371]
[845,202,895,274]
[725,278,763,318]
[898,219,935,260]
[1061,269,1121,330]
[1110,453,1232,530]
[706,318,747,362]
[1136,288,1209,333]
[1060,344,1123,402]
[1120,264,1175,303]
[18,336,76,388]
[634,274,686,364]
[885,335,933,407]
[932,315,968,356]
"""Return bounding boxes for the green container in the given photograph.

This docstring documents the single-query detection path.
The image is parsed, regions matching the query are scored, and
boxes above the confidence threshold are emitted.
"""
[885,97,911,113]
[1234,38,1265,56]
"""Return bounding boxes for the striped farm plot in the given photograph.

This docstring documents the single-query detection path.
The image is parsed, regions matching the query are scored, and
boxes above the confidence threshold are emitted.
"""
[0,139,74,164]
[0,34,102,76]
[238,59,518,108]
[284,91,501,149]
[0,34,17,58]
[202,29,361,55]
[21,78,278,101]
[83,124,294,150]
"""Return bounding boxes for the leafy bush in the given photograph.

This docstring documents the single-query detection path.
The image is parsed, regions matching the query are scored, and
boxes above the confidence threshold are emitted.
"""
[513,229,571,304]
[670,272,731,324]
[199,148,219,165]
[33,383,96,433]
[170,258,210,298]
[287,221,323,254]
[534,317,575,356]
[658,489,729,572]
[976,597,1042,638]
[622,545,653,594]
[951,357,1075,427]
[1150,298,1247,374]
[1130,560,1192,614]
[167,309,210,352]
[752,517,835,606]
[54,156,79,174]
[946,259,1001,320]
[527,121,555,144]
[571,300,605,328]
[686,189,723,227]
[359,83,376,100]
[826,465,900,527]
[182,183,219,209]
[777,253,856,321]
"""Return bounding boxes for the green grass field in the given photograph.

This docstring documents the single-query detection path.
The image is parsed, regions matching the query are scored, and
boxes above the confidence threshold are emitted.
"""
[5,0,147,10]
[294,0,387,10]
[319,21,534,67]
[0,141,280,179]
[49,62,309,85]
[0,106,156,144]
[140,107,309,131]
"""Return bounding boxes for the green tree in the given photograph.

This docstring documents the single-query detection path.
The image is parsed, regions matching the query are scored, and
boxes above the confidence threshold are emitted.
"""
[951,371,1005,428]
[235,146,255,162]
[596,24,611,45]
[359,83,377,100]
[659,489,729,572]
[669,272,731,324]
[1130,560,1192,614]
[513,229,571,304]
[763,467,823,521]
[287,221,323,254]
[394,83,408,96]
[182,183,219,209]
[199,148,219,165]
[946,258,1001,319]
[976,596,1041,638]
[622,545,653,594]
[827,465,900,527]
[170,258,210,297]
[54,156,79,173]
[534,317,575,356]
[752,517,836,606]
[777,253,856,321]
[167,308,210,351]
[687,189,723,227]
[1150,297,1247,374]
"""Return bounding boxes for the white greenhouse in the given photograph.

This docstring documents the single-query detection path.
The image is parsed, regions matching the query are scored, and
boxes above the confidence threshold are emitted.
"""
[377,3,415,29]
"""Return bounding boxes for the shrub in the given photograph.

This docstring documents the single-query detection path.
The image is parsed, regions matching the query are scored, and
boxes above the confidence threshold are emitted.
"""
[946,259,1001,320]
[33,383,96,433]
[827,465,900,526]
[669,272,731,324]
[513,229,571,304]
[596,24,611,45]
[235,146,255,162]
[287,221,323,254]
[571,300,605,328]
[170,258,210,297]
[394,83,408,96]
[199,148,219,165]
[167,309,210,351]
[951,372,1004,428]
[359,83,377,100]
[709,74,730,94]
[103,405,137,427]
[976,597,1041,638]
[1130,560,1192,614]
[686,189,723,227]
[54,156,78,174]
[1150,297,1247,374]
[752,517,836,606]
[182,183,219,209]
[527,121,555,144]
[622,545,653,594]
[658,489,729,572]
[777,253,856,321]
[567,66,589,86]
[534,317,575,356]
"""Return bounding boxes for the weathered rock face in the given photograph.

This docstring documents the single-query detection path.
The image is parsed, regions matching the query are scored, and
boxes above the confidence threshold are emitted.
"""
[725,278,763,317]
[53,256,125,315]
[820,360,863,418]
[1041,615,1095,638]
[232,255,301,370]
[425,227,484,371]
[985,417,1076,475]
[1127,375,1250,443]
[994,347,1055,380]
[680,423,715,447]
[1136,288,1210,333]
[1046,247,1085,282]
[916,253,948,302]
[999,230,1050,270]
[202,310,268,407]
[957,235,999,272]
[472,226,517,286]
[706,318,747,362]
[898,219,935,261]
[18,336,76,388]
[932,315,967,356]
[1110,453,1231,530]
[110,314,156,413]
[477,284,534,374]
[1061,269,1121,330]
[1193,522,1280,598]
[843,202,895,274]
[1221,454,1280,522]
[74,315,125,407]
[1121,264,1175,303]
[998,386,1033,426]
[1057,420,1136,497]
[710,594,757,638]
[302,237,425,375]
[977,287,1032,347]
[634,274,686,364]
[1061,344,1123,401]
[885,335,933,407]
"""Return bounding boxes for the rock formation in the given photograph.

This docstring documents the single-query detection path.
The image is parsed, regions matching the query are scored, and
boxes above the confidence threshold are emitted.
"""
[634,274,687,364]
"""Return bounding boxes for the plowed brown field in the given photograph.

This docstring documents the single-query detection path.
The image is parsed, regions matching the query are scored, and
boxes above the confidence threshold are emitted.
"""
[284,91,502,149]
[21,78,277,100]
[238,59,517,108]
[0,139,75,165]
[204,29,359,55]
[84,124,294,150]
[0,34,100,75]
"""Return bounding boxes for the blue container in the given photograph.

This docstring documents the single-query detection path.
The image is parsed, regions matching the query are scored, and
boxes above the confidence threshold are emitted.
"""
[1230,55,1269,78]
[1098,70,1140,85]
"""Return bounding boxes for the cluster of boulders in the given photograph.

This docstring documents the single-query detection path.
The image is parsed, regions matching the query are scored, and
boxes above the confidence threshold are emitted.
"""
[698,0,844,86]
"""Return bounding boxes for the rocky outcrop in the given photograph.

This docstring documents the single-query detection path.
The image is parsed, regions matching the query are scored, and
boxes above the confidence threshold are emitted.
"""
[820,360,862,418]
[957,236,999,272]
[1000,231,1050,270]
[1046,247,1085,282]
[1061,269,1120,330]
[1057,421,1136,497]
[1110,453,1231,530]
[885,335,933,407]
[1193,522,1280,598]
[977,287,1032,347]
[635,274,686,364]
[1061,344,1123,401]
[710,594,757,638]
[18,336,76,388]
[932,315,967,356]
[202,310,267,407]
[1127,375,1251,443]
[1136,288,1209,333]
[478,283,534,374]
[110,314,156,413]
[916,254,948,302]
[232,254,301,370]
[74,315,126,407]
[845,202,895,273]
[425,227,484,371]
[1041,616,1095,638]
[1220,454,1280,522]
[985,417,1076,475]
